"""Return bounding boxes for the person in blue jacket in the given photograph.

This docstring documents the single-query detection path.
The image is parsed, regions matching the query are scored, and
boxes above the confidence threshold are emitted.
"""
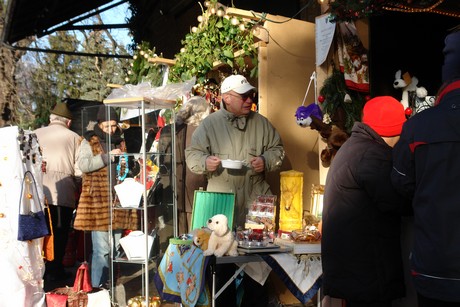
[392,26,460,307]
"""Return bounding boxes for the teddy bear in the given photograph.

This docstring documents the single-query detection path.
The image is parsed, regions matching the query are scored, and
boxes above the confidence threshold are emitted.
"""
[192,227,211,251]
[202,214,238,257]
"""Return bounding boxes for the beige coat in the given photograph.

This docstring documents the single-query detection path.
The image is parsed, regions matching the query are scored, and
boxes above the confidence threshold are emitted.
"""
[34,121,82,208]
[185,108,284,226]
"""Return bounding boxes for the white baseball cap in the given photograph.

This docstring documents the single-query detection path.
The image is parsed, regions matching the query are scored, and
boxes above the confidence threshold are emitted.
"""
[221,75,256,94]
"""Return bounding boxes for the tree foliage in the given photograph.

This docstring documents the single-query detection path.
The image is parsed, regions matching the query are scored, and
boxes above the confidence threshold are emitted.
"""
[0,0,34,127]
[15,15,131,129]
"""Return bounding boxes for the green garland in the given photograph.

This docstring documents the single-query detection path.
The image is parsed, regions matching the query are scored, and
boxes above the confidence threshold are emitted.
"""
[319,69,366,133]
[168,0,258,84]
[125,41,165,86]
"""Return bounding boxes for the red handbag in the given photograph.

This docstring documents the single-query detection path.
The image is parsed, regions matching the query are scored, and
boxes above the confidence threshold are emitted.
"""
[45,292,68,307]
[46,262,93,307]
[73,262,92,293]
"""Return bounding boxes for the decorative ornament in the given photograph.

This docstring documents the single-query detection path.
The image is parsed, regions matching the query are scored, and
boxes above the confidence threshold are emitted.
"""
[344,93,352,103]
[405,107,413,116]
[318,95,325,103]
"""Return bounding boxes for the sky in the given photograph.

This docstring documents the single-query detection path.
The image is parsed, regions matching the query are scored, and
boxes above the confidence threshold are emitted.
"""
[98,1,133,49]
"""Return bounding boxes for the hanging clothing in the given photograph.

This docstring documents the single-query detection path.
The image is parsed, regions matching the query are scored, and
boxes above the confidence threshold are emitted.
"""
[0,126,46,307]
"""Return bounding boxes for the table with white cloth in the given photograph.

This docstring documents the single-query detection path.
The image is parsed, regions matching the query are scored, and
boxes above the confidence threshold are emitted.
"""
[210,245,322,307]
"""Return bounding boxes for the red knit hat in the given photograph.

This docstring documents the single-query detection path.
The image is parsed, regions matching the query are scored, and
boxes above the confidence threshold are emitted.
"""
[362,96,406,137]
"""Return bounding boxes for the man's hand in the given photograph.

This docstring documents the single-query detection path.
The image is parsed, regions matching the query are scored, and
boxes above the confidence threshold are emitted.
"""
[250,156,265,173]
[206,156,221,172]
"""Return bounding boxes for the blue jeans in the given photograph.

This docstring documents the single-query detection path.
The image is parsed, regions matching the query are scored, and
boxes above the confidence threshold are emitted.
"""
[91,230,121,287]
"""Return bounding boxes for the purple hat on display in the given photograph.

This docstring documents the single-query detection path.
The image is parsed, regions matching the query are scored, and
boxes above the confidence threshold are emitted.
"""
[295,103,323,128]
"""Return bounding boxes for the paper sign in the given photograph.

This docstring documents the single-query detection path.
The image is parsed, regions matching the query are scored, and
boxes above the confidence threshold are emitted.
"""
[315,14,336,66]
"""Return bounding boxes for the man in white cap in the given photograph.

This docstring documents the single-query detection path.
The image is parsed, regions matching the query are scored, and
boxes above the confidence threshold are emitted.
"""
[186,75,285,306]
[34,102,82,284]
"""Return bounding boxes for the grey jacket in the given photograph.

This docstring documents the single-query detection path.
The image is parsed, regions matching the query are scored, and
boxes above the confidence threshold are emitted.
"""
[185,108,284,226]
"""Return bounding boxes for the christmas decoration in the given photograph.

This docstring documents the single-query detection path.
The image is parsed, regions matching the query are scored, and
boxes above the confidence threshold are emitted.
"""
[328,0,458,22]
[319,69,366,133]
[405,107,413,116]
[169,0,258,83]
[126,42,165,86]
[318,95,325,103]
[329,0,390,21]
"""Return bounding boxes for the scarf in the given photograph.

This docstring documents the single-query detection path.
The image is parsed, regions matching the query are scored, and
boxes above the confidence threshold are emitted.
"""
[93,123,124,147]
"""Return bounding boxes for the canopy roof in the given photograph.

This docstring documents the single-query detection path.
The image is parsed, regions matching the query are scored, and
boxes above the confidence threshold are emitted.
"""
[1,0,116,44]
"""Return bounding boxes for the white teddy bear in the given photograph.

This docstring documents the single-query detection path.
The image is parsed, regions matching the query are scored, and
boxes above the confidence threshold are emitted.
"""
[202,214,238,257]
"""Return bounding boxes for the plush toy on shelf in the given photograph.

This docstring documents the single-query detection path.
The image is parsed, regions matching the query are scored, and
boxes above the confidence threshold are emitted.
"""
[393,69,428,110]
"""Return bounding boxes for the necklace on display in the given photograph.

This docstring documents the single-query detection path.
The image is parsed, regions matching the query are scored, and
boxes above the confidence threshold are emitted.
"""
[116,153,129,181]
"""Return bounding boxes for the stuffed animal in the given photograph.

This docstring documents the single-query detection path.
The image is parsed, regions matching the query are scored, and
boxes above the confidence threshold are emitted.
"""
[295,103,323,128]
[192,228,211,251]
[393,70,428,109]
[320,125,349,168]
[202,214,238,257]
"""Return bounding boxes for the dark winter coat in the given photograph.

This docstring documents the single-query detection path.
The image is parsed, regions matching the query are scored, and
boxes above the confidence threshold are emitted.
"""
[392,80,460,302]
[322,122,410,303]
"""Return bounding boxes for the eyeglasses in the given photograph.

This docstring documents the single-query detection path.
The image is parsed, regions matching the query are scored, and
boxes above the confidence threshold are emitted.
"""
[227,92,256,102]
